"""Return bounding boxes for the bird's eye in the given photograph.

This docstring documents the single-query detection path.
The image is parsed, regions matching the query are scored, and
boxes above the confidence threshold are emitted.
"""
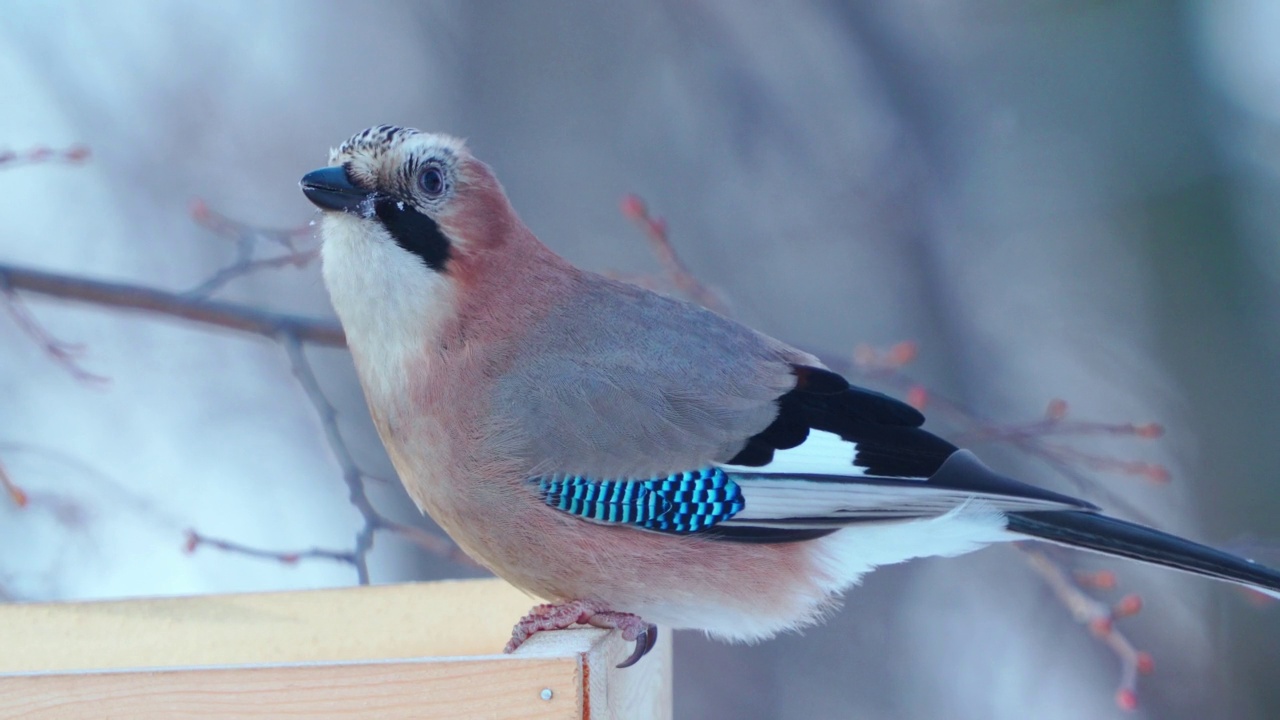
[419,166,446,197]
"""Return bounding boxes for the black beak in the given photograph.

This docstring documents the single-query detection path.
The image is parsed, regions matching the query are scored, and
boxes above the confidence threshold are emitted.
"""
[301,166,370,212]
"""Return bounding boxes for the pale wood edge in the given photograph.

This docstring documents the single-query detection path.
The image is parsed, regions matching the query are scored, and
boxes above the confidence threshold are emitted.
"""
[1,583,673,719]
[0,578,536,672]
[0,655,584,720]
[579,627,674,720]
[496,625,674,719]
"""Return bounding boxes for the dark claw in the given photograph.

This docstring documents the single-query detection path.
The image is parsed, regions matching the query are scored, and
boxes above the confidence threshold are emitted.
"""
[616,623,659,669]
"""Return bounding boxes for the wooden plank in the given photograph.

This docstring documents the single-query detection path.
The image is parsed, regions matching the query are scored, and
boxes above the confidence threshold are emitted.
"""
[518,628,674,720]
[0,580,673,719]
[0,656,583,719]
[585,629,673,720]
[0,578,535,672]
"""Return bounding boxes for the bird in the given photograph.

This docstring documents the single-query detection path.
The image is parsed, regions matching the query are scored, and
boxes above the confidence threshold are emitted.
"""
[301,125,1280,668]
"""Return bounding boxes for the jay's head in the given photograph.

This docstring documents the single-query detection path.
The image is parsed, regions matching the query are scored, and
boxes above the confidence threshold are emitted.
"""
[301,125,516,280]
[302,126,535,372]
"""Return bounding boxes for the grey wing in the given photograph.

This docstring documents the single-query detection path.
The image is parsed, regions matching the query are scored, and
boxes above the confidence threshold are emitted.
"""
[493,274,1096,545]
[491,276,805,478]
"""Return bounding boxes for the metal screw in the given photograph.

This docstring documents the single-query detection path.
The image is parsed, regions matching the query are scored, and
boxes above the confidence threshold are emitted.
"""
[540,688,554,701]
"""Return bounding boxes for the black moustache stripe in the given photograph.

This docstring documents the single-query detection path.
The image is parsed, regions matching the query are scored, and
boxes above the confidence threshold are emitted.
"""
[374,198,452,272]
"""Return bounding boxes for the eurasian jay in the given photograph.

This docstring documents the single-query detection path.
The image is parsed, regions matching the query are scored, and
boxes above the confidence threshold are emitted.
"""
[301,125,1280,668]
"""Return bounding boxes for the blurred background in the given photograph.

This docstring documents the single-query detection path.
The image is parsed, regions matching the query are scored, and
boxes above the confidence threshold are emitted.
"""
[2,1,1279,718]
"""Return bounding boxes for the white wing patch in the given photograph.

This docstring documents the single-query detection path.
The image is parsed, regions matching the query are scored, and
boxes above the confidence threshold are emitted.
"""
[726,480,1076,524]
[722,429,893,478]
[719,430,1083,525]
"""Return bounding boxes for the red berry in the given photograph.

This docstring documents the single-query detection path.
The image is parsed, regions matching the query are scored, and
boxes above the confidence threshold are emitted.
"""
[888,341,918,365]
[1092,570,1118,590]
[1045,398,1069,420]
[1114,594,1143,617]
[1145,465,1171,484]
[189,199,210,221]
[619,194,646,219]
[906,386,928,410]
[1134,423,1164,439]
[1089,617,1113,637]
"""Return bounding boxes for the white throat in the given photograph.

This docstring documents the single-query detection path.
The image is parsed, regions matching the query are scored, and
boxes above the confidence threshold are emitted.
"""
[319,212,456,408]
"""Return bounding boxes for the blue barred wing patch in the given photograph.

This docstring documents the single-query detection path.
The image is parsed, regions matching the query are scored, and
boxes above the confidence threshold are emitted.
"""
[534,468,745,534]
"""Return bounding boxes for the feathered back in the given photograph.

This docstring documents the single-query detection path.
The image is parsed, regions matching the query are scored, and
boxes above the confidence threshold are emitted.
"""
[492,275,815,478]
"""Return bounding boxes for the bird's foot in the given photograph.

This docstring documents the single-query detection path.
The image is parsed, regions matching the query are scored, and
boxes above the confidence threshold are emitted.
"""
[504,599,658,668]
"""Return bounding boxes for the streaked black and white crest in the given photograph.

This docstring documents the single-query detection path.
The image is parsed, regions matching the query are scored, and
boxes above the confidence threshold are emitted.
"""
[332,124,417,161]
[320,125,471,273]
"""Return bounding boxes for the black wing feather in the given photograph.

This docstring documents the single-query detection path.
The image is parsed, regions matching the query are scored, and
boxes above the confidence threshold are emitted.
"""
[1007,511,1280,594]
[728,364,954,478]
[711,366,1094,544]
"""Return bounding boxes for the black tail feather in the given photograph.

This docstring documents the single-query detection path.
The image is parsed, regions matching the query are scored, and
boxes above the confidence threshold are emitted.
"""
[1007,510,1280,595]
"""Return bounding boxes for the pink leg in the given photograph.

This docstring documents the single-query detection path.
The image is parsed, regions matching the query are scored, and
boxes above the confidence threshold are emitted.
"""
[504,599,659,668]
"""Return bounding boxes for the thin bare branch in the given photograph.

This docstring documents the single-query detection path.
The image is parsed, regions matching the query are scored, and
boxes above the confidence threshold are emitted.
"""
[0,461,27,508]
[281,333,378,583]
[848,353,1163,528]
[620,194,730,315]
[186,248,320,299]
[0,144,90,170]
[184,529,357,567]
[0,256,471,578]
[185,199,319,298]
[0,278,108,384]
[190,198,310,253]
[1022,547,1152,710]
[0,262,344,346]
[278,332,469,581]
[378,517,476,566]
